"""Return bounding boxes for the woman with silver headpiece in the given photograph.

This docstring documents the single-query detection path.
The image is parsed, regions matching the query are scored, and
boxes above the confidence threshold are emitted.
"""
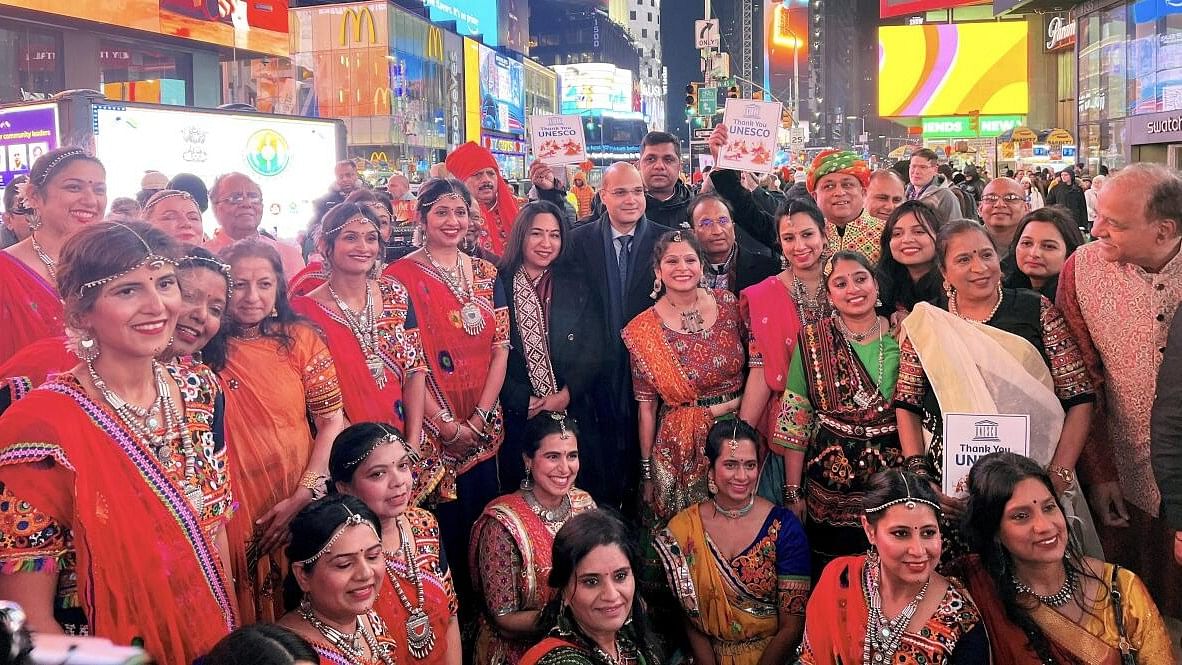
[470,413,597,665]
[0,221,236,662]
[0,148,107,365]
[329,422,461,665]
[799,470,987,664]
[143,188,205,245]
[277,495,398,665]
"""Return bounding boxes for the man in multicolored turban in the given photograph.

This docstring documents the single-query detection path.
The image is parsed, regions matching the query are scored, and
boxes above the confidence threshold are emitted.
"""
[806,148,884,263]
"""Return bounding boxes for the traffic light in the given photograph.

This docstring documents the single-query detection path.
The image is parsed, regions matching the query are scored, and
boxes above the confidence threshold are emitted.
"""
[968,110,980,134]
[685,83,699,111]
[727,85,740,99]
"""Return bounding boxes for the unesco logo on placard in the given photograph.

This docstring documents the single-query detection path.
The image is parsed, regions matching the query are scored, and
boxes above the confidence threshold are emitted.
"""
[744,104,760,119]
[245,129,291,177]
[971,419,1001,442]
[548,116,564,126]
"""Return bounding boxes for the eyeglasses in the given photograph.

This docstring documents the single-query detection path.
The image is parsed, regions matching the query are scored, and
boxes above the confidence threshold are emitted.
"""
[696,216,731,229]
[980,194,1025,205]
[607,187,645,198]
[216,191,263,206]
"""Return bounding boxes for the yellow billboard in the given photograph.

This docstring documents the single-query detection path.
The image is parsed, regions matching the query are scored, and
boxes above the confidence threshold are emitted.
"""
[879,22,1028,117]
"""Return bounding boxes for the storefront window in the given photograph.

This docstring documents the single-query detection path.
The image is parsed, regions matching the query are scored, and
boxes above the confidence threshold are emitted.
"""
[99,39,193,105]
[0,24,63,102]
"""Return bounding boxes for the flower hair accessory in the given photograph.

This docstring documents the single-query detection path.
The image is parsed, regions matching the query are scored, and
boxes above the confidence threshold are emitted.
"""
[864,471,941,515]
[78,222,178,297]
[297,505,379,565]
[11,179,33,212]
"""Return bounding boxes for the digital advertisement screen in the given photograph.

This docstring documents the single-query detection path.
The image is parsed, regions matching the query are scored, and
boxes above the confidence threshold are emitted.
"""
[423,0,499,45]
[879,22,1028,117]
[477,45,524,136]
[880,0,988,18]
[91,103,339,239]
[0,1,289,55]
[554,63,634,115]
[0,103,59,189]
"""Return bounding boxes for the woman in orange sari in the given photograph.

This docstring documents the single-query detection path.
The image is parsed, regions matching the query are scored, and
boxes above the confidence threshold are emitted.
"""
[220,238,347,623]
[384,178,509,609]
[0,222,235,662]
[292,203,438,502]
[0,148,107,364]
[623,230,745,525]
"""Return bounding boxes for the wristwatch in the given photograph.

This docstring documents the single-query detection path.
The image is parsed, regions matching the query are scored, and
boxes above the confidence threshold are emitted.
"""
[1047,464,1076,491]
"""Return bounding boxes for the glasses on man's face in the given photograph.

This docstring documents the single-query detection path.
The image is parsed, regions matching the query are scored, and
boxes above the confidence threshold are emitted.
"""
[608,187,645,199]
[980,193,1025,205]
[696,216,731,229]
[217,191,263,206]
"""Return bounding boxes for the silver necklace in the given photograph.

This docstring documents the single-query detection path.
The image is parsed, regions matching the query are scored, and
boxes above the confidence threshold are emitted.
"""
[300,607,395,665]
[836,317,885,409]
[30,232,56,282]
[790,272,830,323]
[863,560,930,664]
[422,247,485,336]
[327,281,386,389]
[666,291,705,335]
[88,361,203,512]
[712,494,755,519]
[1011,568,1078,608]
[388,516,436,659]
[524,489,573,524]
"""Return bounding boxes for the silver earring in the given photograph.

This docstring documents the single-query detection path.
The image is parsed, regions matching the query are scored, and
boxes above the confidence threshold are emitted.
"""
[699,274,709,289]
[875,298,882,307]
[520,466,533,490]
[649,278,662,300]
[77,333,100,362]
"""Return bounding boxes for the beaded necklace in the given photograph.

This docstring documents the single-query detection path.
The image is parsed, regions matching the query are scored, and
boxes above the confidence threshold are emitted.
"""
[327,281,386,389]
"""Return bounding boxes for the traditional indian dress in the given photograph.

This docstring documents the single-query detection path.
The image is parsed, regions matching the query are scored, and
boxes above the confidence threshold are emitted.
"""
[799,555,987,665]
[655,504,811,665]
[0,252,63,366]
[220,323,343,624]
[622,289,746,524]
[291,279,441,503]
[771,319,903,573]
[288,261,328,297]
[302,612,401,665]
[373,507,458,665]
[825,209,885,264]
[470,489,597,665]
[0,364,236,663]
[957,555,1175,665]
[740,275,831,502]
[520,614,662,665]
[0,335,76,398]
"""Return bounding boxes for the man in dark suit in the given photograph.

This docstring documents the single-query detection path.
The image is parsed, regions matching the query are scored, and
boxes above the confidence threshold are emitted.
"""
[688,192,780,296]
[566,161,673,511]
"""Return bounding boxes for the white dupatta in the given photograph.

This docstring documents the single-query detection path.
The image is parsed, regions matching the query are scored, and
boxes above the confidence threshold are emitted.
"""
[899,302,1102,555]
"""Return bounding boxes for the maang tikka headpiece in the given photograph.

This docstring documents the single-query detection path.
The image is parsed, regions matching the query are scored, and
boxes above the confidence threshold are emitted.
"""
[78,222,179,297]
[864,470,941,515]
[297,504,380,566]
[549,411,571,439]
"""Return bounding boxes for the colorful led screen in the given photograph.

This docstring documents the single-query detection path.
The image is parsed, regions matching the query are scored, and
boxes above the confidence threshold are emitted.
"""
[878,22,1028,117]
[880,0,987,18]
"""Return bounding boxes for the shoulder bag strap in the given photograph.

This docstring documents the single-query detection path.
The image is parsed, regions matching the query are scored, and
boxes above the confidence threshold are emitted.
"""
[1110,564,1138,663]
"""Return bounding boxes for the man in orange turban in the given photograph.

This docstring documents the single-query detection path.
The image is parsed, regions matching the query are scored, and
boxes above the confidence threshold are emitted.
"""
[805,149,884,263]
[445,142,519,256]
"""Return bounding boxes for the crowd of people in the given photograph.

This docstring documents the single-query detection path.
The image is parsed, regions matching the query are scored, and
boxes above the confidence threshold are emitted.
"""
[0,133,1178,665]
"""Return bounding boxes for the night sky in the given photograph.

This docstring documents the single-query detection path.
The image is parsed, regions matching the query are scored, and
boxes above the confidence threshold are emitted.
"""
[661,3,705,144]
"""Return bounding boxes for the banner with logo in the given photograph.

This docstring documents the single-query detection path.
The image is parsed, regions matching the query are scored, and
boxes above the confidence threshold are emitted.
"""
[717,98,782,173]
[527,114,587,166]
[943,413,1030,496]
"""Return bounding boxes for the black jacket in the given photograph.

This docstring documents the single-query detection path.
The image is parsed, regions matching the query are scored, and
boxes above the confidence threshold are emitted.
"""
[586,180,695,230]
[715,233,781,296]
[1046,184,1088,231]
[1152,307,1182,531]
[710,168,779,254]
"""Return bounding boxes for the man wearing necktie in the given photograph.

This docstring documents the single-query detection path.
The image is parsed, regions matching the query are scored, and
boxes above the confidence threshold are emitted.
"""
[567,162,674,512]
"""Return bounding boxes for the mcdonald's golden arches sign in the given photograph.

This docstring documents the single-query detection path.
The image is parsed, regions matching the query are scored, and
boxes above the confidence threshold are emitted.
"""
[339,5,380,46]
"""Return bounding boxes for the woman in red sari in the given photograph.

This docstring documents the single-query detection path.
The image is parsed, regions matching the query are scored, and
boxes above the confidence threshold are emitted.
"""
[384,178,509,610]
[0,148,107,365]
[330,423,461,665]
[0,221,236,662]
[738,200,830,509]
[292,203,437,502]
[220,238,348,624]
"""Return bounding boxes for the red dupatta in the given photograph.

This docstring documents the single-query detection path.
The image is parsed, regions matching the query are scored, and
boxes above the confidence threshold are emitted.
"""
[384,257,506,500]
[800,555,869,664]
[0,382,235,664]
[0,252,63,366]
[740,276,803,443]
[0,335,76,392]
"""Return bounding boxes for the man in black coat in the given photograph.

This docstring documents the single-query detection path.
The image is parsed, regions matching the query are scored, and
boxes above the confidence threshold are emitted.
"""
[584,131,695,229]
[688,192,780,296]
[1046,168,1089,233]
[566,161,673,511]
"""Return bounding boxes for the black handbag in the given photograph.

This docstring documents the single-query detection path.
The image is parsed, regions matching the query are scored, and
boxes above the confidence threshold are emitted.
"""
[1109,564,1139,665]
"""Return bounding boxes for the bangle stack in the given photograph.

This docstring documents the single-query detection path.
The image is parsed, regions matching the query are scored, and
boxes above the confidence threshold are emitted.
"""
[300,471,329,500]
[904,455,934,480]
[640,458,653,482]
[783,484,804,503]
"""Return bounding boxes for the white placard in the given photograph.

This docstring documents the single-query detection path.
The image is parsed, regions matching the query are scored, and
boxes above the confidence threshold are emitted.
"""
[695,19,720,48]
[717,98,782,174]
[942,413,1030,496]
[527,114,587,166]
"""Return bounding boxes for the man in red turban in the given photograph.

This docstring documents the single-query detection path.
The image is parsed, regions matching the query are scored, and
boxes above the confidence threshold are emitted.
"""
[445,142,519,256]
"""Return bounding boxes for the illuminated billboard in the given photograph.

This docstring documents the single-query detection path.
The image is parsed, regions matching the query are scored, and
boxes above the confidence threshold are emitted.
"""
[553,63,633,114]
[0,1,289,55]
[424,0,499,45]
[879,22,1028,117]
[880,0,988,18]
[0,103,58,188]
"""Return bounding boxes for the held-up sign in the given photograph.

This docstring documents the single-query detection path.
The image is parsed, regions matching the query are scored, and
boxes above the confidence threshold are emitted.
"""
[716,98,782,174]
[942,413,1030,497]
[528,115,587,166]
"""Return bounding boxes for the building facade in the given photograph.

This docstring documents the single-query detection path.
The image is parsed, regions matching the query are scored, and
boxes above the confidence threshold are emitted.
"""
[609,0,665,131]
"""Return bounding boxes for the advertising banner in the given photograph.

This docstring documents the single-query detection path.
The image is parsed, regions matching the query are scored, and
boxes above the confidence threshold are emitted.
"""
[0,103,58,188]
[528,115,586,166]
[717,99,782,173]
[943,413,1030,496]
[478,45,525,136]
